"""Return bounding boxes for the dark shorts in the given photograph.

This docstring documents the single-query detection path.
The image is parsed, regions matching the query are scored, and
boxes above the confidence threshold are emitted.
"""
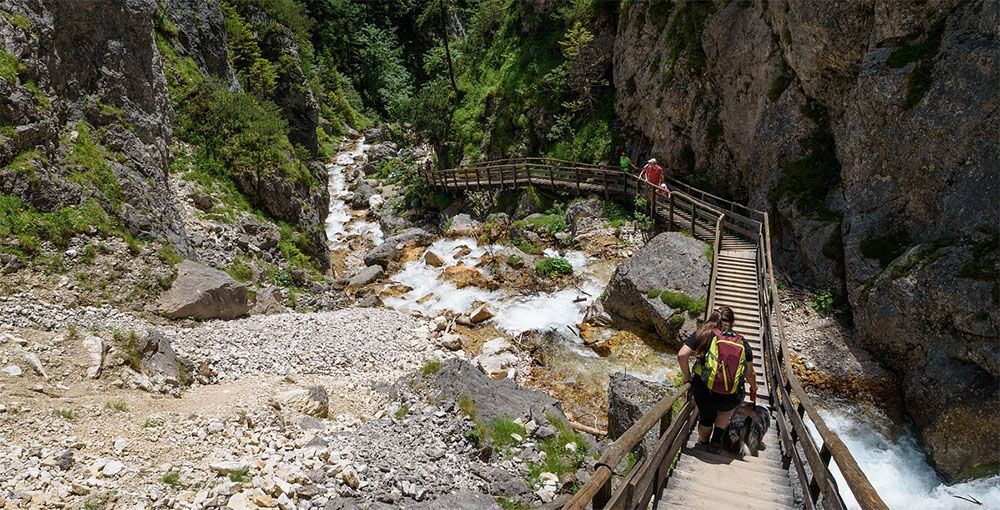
[691,379,741,428]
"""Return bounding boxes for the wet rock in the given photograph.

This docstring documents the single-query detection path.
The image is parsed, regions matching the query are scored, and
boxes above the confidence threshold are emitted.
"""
[363,228,435,269]
[442,264,495,290]
[277,386,329,418]
[608,373,672,457]
[352,180,378,209]
[424,251,444,267]
[445,214,481,238]
[468,304,495,324]
[156,260,250,320]
[349,265,385,287]
[602,232,709,343]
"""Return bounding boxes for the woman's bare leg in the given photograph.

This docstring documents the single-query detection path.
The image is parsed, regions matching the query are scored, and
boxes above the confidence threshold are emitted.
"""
[715,409,735,429]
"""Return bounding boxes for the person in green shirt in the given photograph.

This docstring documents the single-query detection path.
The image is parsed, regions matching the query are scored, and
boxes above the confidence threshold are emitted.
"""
[619,152,633,173]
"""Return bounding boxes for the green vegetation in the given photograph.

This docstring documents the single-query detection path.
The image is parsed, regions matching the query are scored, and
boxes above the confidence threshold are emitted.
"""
[657,290,707,318]
[859,231,910,268]
[668,314,686,329]
[158,244,182,266]
[142,419,160,428]
[0,195,123,260]
[106,401,128,412]
[161,471,181,487]
[514,212,567,236]
[227,468,250,483]
[526,415,590,489]
[660,1,714,80]
[536,257,574,278]
[768,68,793,102]
[496,497,530,510]
[887,22,944,110]
[811,289,834,316]
[421,359,442,375]
[394,403,410,420]
[515,241,544,256]
[0,50,25,82]
[227,256,254,282]
[3,13,31,32]
[769,101,841,221]
[65,122,126,206]
[112,330,142,371]
[54,409,78,420]
[490,417,526,452]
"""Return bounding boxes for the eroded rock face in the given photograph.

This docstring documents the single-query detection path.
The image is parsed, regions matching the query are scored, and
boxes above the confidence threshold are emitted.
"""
[602,232,709,344]
[0,0,191,255]
[614,0,998,479]
[156,260,249,320]
[363,228,435,269]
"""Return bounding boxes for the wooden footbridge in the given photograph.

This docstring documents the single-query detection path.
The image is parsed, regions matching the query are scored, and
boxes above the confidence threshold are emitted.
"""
[421,159,889,510]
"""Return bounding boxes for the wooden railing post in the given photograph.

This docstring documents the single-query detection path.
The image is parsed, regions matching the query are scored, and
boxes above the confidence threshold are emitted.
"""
[690,201,697,236]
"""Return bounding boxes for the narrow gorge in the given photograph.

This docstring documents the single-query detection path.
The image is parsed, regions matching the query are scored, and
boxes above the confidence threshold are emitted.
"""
[0,0,996,509]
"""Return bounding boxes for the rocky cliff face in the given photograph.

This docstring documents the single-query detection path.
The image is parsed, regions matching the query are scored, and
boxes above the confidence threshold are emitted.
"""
[2,0,332,272]
[1,0,190,253]
[614,0,997,480]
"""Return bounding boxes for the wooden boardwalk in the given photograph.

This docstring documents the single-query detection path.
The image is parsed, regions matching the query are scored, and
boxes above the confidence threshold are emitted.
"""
[421,159,890,510]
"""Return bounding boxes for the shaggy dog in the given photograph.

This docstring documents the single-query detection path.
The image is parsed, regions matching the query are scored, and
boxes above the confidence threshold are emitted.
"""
[723,402,771,456]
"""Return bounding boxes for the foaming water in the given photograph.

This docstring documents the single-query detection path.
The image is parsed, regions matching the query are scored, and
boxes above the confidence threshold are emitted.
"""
[325,138,383,248]
[808,407,1000,510]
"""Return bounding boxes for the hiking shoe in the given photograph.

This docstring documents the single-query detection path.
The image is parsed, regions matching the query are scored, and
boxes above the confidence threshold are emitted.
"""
[694,440,719,454]
[708,441,722,455]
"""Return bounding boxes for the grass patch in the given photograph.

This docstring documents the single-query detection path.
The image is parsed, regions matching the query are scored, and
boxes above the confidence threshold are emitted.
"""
[859,231,910,268]
[0,195,122,259]
[496,497,530,510]
[3,13,31,32]
[142,419,160,428]
[64,121,126,206]
[658,290,707,318]
[811,289,834,316]
[526,415,590,489]
[157,244,182,266]
[514,213,567,236]
[490,417,526,452]
[112,330,142,371]
[54,409,78,420]
[668,314,686,329]
[161,471,181,487]
[227,257,254,282]
[536,257,574,278]
[421,359,442,375]
[105,401,128,412]
[458,395,478,420]
[227,468,250,483]
[0,50,25,82]
[394,403,410,420]
[515,241,543,255]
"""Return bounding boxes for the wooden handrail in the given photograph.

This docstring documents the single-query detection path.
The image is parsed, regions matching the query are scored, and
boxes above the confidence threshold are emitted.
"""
[563,384,690,510]
[706,214,725,320]
[423,159,888,510]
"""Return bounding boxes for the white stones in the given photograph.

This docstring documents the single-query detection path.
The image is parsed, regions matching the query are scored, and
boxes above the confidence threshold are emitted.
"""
[113,438,127,453]
[100,460,124,477]
[23,352,47,379]
[1,365,22,377]
[82,335,104,379]
[226,491,252,510]
[209,460,250,475]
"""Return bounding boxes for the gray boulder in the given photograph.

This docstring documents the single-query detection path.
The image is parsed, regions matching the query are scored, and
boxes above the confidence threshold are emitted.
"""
[363,228,434,269]
[425,359,566,425]
[156,260,250,320]
[351,179,378,209]
[608,373,673,457]
[348,265,384,287]
[514,188,544,219]
[277,386,329,418]
[250,286,288,315]
[132,329,190,391]
[408,491,502,510]
[445,213,482,238]
[566,198,604,233]
[602,232,710,343]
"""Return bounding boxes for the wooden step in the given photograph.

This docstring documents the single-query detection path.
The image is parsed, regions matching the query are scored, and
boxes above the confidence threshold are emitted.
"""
[717,257,757,267]
[671,464,791,489]
[663,473,796,508]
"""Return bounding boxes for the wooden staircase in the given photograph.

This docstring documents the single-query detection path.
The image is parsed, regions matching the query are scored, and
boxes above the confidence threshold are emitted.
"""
[657,236,791,508]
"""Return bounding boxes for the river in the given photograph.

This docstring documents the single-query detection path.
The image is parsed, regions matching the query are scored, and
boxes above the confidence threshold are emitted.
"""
[326,139,998,507]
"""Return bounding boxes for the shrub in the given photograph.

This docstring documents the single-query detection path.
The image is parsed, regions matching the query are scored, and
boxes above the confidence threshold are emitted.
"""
[811,289,834,316]
[106,401,128,412]
[394,404,410,420]
[227,257,253,282]
[536,257,573,278]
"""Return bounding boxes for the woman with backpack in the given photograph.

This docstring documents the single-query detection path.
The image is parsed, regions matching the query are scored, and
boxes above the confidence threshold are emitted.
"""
[677,306,758,453]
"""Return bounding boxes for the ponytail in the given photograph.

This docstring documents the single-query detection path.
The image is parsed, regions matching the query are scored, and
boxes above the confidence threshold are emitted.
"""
[693,306,736,354]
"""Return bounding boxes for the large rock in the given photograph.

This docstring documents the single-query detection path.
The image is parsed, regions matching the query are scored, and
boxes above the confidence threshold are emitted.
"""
[565,198,604,235]
[602,232,709,343]
[445,213,481,238]
[425,359,566,425]
[608,373,673,457]
[348,265,384,287]
[250,286,288,315]
[156,260,250,320]
[363,228,434,268]
[276,386,329,418]
[351,179,378,209]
